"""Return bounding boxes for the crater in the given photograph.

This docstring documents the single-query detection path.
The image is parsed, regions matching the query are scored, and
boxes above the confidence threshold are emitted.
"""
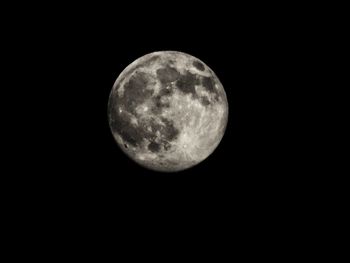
[199,96,211,106]
[148,141,161,153]
[193,61,205,71]
[156,66,180,84]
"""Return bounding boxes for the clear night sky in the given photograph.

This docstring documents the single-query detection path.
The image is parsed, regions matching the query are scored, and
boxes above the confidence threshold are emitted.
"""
[13,3,310,232]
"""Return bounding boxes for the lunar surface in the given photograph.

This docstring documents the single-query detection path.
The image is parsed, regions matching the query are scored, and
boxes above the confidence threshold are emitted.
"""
[108,51,228,172]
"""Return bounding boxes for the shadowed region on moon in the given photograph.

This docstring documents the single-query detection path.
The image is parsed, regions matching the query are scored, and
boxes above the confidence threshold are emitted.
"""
[108,51,228,172]
[123,72,154,112]
[176,72,200,97]
[156,66,180,84]
[193,60,205,71]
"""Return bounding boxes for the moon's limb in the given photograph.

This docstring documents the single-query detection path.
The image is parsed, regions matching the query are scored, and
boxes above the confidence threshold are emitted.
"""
[108,51,228,172]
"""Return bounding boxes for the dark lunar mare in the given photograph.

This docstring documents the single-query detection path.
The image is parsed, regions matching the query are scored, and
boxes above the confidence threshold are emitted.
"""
[176,71,200,97]
[123,71,154,114]
[156,65,180,84]
[108,62,180,151]
[201,75,219,100]
[148,141,161,152]
[143,117,179,153]
[152,64,222,114]
[108,91,144,147]
[175,70,220,105]
[151,65,178,115]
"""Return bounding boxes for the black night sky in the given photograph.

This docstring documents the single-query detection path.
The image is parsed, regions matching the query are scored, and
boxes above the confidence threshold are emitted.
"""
[48,23,297,206]
[14,3,314,228]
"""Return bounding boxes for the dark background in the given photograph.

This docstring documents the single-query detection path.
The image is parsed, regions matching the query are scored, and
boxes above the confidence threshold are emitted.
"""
[10,3,318,233]
[58,23,298,206]
[3,2,338,256]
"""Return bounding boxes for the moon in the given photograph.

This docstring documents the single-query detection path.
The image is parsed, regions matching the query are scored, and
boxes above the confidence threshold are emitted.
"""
[108,51,228,172]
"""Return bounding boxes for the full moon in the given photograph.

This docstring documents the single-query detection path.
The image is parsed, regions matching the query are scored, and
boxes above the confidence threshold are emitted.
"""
[108,51,228,172]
